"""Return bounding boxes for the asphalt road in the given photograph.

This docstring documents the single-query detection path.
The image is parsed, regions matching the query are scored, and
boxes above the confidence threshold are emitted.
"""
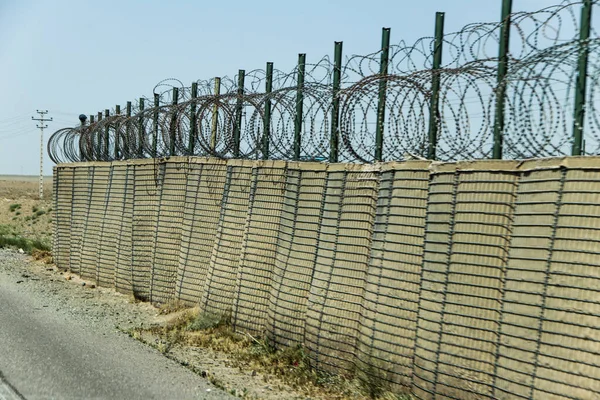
[0,254,234,400]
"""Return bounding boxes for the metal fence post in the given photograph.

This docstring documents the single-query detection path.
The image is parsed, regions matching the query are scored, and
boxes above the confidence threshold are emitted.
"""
[294,53,306,160]
[189,82,198,155]
[428,13,445,160]
[234,70,245,158]
[125,101,131,159]
[211,77,221,152]
[263,62,273,160]
[153,93,159,158]
[138,98,145,158]
[572,0,593,156]
[375,28,391,162]
[330,41,343,163]
[170,87,179,156]
[87,115,94,162]
[115,105,121,159]
[104,109,110,160]
[492,0,513,159]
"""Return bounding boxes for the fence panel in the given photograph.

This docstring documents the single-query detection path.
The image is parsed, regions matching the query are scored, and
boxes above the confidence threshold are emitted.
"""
[131,160,164,301]
[69,165,94,275]
[266,163,328,348]
[200,160,254,317]
[148,159,187,303]
[115,162,135,295]
[304,164,379,374]
[53,165,74,269]
[176,158,228,305]
[233,161,288,335]
[356,161,430,392]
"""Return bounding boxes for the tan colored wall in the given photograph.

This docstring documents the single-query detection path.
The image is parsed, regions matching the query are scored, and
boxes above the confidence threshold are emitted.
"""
[53,156,600,400]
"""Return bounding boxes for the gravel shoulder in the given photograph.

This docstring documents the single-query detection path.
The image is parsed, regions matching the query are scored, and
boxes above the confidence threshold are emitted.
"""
[0,248,235,400]
[0,250,347,400]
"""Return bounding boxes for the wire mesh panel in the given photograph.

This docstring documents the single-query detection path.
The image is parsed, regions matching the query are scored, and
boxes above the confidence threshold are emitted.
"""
[131,160,164,302]
[115,162,135,295]
[79,164,110,282]
[148,158,187,303]
[493,161,565,399]
[232,161,288,335]
[95,163,120,288]
[415,163,519,400]
[495,159,600,400]
[53,165,74,270]
[175,158,228,305]
[355,161,430,393]
[527,162,600,400]
[412,166,458,399]
[304,164,379,374]
[69,165,94,275]
[201,160,254,317]
[266,163,328,349]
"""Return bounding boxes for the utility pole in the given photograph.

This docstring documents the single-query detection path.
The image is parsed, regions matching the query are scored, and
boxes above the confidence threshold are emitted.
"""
[32,110,52,199]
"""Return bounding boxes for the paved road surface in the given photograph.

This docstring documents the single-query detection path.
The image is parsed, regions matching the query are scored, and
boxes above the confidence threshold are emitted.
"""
[0,254,234,400]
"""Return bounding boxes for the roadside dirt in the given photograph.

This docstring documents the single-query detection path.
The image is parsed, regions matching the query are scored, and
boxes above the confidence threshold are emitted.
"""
[0,175,54,249]
[0,250,369,400]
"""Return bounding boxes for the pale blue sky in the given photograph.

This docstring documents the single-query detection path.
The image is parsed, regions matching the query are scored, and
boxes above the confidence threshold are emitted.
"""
[0,0,570,174]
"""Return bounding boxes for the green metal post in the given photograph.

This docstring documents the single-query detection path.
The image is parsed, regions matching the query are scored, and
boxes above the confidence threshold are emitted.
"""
[138,98,145,158]
[375,28,391,162]
[211,77,221,151]
[294,53,306,160]
[87,115,94,162]
[263,62,273,159]
[189,82,198,155]
[104,109,110,159]
[125,101,131,158]
[492,0,512,159]
[428,13,445,160]
[330,41,343,163]
[233,70,245,158]
[170,87,178,156]
[572,0,593,156]
[115,105,121,159]
[96,113,102,160]
[153,93,159,158]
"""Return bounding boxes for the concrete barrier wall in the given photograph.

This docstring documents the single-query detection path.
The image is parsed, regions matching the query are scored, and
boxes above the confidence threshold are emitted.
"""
[54,156,600,399]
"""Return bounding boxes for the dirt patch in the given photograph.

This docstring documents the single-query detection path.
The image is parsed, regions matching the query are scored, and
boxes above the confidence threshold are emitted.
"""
[0,176,53,200]
[0,177,53,252]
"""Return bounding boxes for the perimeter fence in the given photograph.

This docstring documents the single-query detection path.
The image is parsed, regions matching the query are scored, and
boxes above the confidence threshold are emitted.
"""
[53,156,600,400]
[49,0,600,164]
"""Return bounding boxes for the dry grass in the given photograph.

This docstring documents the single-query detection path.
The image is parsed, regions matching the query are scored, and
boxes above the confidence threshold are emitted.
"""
[0,178,54,253]
[129,308,413,400]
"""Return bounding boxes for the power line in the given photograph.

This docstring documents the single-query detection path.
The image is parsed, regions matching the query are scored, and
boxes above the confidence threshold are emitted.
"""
[32,110,52,200]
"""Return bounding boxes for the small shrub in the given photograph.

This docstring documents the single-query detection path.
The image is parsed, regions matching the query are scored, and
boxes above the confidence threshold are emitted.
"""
[187,312,229,331]
[9,204,21,212]
[15,211,21,216]
[24,216,31,221]
[32,206,39,213]
[35,210,46,217]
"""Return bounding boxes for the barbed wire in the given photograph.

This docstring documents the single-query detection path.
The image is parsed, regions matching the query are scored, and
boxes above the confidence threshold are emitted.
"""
[48,0,599,164]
